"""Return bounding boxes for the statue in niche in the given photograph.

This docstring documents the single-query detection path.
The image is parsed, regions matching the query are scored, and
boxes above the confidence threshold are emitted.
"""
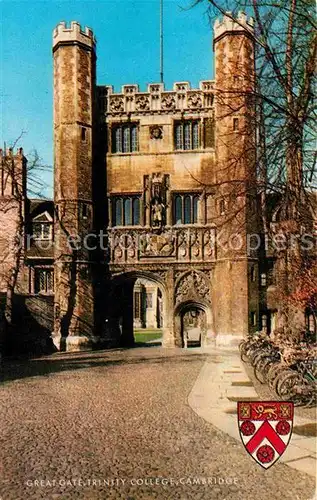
[142,172,169,230]
[150,173,166,230]
[151,198,165,228]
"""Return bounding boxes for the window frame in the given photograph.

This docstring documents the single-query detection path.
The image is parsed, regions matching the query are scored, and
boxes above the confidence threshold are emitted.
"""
[112,194,141,227]
[111,122,139,153]
[174,120,200,151]
[172,192,199,225]
[34,267,54,295]
[33,222,52,240]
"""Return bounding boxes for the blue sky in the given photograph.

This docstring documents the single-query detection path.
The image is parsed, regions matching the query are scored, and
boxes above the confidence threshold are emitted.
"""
[1,0,215,197]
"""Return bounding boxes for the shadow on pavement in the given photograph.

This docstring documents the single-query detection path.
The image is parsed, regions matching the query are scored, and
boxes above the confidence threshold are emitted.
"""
[0,346,208,384]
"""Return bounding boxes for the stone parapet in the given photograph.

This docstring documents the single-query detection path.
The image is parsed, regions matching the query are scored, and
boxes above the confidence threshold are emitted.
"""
[214,11,254,41]
[53,21,96,50]
[98,81,214,115]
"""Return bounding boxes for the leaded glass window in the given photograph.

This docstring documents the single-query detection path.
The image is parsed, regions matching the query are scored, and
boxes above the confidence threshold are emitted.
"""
[112,196,141,226]
[173,194,199,225]
[112,123,139,153]
[34,268,54,294]
[174,120,200,150]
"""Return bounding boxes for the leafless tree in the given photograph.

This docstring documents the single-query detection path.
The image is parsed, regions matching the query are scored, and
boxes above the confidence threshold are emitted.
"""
[191,0,317,336]
[0,132,52,350]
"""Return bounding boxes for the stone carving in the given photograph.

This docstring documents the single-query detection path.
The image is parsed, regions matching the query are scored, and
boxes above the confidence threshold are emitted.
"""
[174,271,184,282]
[149,84,161,93]
[109,96,124,112]
[204,94,214,107]
[140,230,175,257]
[189,230,201,258]
[126,232,137,259]
[201,81,213,91]
[108,227,216,264]
[112,233,124,261]
[150,125,163,140]
[135,95,150,111]
[177,230,188,259]
[188,93,202,109]
[123,85,138,94]
[203,228,216,259]
[153,269,168,282]
[175,270,210,305]
[161,94,176,110]
[174,83,189,91]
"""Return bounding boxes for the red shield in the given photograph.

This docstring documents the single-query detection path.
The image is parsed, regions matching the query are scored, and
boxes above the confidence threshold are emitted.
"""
[237,401,294,469]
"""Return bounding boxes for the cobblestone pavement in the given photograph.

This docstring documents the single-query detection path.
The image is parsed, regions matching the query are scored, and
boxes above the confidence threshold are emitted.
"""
[0,347,315,500]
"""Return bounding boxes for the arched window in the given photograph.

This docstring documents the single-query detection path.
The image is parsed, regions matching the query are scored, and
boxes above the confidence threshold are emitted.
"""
[175,195,182,224]
[115,198,122,226]
[114,127,122,153]
[184,122,191,150]
[132,197,140,225]
[184,195,191,224]
[192,122,199,149]
[123,127,130,153]
[131,125,138,152]
[124,198,132,225]
[193,195,199,223]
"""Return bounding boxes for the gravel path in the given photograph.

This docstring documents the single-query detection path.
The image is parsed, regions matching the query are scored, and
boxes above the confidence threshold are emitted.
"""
[0,347,315,500]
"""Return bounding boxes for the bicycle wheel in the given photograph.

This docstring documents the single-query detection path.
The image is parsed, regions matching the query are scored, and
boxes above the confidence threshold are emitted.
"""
[254,356,275,384]
[240,342,251,362]
[252,350,269,367]
[278,372,313,403]
[249,347,265,366]
[271,368,292,395]
[274,369,303,397]
[267,363,284,389]
[301,389,317,408]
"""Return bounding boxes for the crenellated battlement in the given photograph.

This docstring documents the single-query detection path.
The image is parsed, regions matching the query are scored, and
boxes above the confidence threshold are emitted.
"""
[98,80,215,115]
[0,147,24,159]
[53,21,96,50]
[214,11,254,41]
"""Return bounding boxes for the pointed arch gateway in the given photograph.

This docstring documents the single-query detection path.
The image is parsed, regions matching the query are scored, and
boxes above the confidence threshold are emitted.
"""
[105,270,170,348]
[173,270,215,347]
[174,300,214,348]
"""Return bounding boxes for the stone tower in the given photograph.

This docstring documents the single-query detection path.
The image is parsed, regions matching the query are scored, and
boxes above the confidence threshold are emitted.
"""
[52,22,97,351]
[212,12,259,342]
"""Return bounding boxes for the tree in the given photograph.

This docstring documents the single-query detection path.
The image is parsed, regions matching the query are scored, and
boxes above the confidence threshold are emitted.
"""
[0,134,52,351]
[193,0,317,336]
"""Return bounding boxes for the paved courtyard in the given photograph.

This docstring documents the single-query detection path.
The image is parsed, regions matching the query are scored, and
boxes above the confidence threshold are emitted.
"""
[0,347,315,500]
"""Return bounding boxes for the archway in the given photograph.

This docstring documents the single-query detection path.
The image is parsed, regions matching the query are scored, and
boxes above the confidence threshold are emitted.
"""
[181,306,206,348]
[174,300,214,348]
[133,278,163,344]
[107,271,167,347]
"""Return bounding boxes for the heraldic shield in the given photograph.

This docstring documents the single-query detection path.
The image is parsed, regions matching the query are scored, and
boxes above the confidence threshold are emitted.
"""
[238,401,294,469]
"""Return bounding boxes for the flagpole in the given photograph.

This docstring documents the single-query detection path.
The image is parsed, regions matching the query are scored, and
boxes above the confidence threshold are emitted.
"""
[160,0,164,84]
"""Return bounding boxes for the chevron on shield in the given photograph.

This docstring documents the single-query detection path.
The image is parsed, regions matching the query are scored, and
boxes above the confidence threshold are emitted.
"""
[237,401,294,469]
